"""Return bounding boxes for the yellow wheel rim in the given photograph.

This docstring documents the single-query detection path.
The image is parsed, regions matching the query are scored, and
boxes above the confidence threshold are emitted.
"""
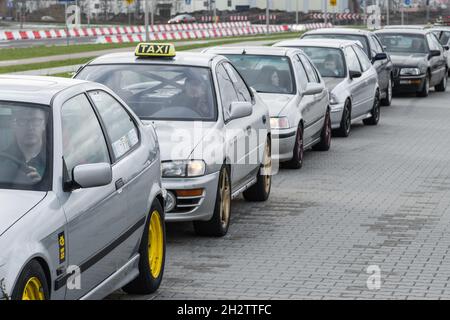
[148,210,164,279]
[22,277,45,300]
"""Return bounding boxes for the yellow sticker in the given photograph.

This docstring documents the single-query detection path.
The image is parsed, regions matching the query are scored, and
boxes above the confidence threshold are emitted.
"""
[135,43,176,57]
[58,232,66,263]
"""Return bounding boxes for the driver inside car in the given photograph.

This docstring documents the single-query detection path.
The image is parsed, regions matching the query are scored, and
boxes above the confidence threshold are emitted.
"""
[0,107,47,185]
[170,74,212,118]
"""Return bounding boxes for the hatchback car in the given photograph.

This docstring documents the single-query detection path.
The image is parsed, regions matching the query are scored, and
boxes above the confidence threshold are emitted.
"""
[203,46,331,169]
[375,28,448,97]
[0,76,165,300]
[75,43,272,237]
[301,28,394,106]
[273,39,381,137]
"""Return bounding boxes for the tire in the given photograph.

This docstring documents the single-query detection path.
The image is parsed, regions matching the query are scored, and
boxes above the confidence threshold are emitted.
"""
[435,72,447,92]
[122,201,165,294]
[363,90,381,126]
[313,108,332,151]
[12,260,49,300]
[381,76,393,106]
[334,100,351,137]
[243,138,272,202]
[284,123,304,169]
[194,166,231,237]
[417,73,430,97]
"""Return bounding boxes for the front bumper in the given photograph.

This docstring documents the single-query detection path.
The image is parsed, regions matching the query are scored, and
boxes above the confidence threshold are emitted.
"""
[271,128,297,162]
[393,74,426,93]
[163,171,220,222]
[330,103,345,129]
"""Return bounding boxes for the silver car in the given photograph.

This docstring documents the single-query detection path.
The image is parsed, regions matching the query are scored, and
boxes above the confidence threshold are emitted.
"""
[75,43,272,237]
[274,39,381,137]
[203,46,331,169]
[0,76,165,300]
[430,27,450,75]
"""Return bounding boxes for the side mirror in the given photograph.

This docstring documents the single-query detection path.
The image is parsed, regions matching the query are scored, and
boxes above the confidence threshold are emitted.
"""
[372,52,387,63]
[227,101,253,121]
[443,45,450,51]
[72,163,112,189]
[429,50,441,59]
[349,70,362,79]
[303,83,323,96]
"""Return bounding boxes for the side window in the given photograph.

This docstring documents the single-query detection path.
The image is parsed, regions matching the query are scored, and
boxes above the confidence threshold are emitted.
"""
[61,94,110,175]
[88,90,139,160]
[224,63,252,102]
[216,64,239,118]
[370,36,383,55]
[427,34,440,51]
[299,55,319,83]
[295,55,308,91]
[353,46,372,72]
[345,46,362,72]
[374,36,385,52]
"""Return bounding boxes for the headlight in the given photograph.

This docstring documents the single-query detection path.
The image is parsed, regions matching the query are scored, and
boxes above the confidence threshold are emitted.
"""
[270,117,290,129]
[329,92,339,105]
[400,68,421,76]
[161,160,206,178]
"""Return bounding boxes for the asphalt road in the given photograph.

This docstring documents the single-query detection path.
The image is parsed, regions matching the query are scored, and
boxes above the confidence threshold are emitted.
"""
[109,87,450,300]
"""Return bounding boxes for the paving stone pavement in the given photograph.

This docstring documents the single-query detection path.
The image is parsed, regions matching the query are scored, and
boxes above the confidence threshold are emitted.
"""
[111,88,450,300]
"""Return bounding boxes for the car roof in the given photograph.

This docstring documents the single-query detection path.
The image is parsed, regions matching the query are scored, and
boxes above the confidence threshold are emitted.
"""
[382,25,427,30]
[303,27,373,36]
[274,38,356,49]
[203,46,299,57]
[430,26,450,31]
[0,75,88,105]
[87,51,218,68]
[375,28,429,35]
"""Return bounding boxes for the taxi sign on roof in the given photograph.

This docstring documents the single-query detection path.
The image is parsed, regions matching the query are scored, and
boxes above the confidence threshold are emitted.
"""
[135,43,176,57]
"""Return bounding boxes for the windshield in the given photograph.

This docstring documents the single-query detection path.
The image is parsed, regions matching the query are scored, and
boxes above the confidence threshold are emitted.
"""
[0,102,51,191]
[377,34,428,54]
[224,54,295,94]
[298,47,346,78]
[77,65,217,121]
[303,34,370,57]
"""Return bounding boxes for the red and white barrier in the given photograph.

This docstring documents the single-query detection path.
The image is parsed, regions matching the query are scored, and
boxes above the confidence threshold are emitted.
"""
[0,22,252,41]
[258,15,277,21]
[96,25,290,44]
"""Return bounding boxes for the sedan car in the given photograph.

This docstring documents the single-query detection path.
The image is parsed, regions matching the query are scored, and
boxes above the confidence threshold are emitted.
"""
[0,76,165,300]
[203,46,331,169]
[168,14,196,24]
[273,39,381,137]
[301,28,394,106]
[375,28,448,97]
[75,43,272,237]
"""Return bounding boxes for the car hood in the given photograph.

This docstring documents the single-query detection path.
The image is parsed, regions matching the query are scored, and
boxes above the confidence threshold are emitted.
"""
[0,190,47,236]
[389,53,428,67]
[144,120,219,161]
[323,77,345,92]
[258,93,296,117]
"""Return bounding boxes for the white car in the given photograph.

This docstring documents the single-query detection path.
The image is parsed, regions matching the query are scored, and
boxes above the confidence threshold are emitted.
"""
[75,43,272,237]
[273,39,381,137]
[203,46,331,169]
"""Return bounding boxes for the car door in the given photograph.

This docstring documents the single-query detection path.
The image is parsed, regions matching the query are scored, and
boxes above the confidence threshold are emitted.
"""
[223,62,265,177]
[216,63,251,191]
[370,35,390,93]
[298,54,327,145]
[87,90,156,264]
[59,93,130,299]
[344,45,367,117]
[427,33,446,85]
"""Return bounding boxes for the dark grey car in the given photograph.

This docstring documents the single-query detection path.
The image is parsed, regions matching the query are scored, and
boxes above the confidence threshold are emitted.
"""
[375,28,449,97]
[302,28,394,106]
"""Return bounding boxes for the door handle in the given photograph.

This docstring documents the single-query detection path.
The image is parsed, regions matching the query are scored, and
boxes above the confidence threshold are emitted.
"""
[246,126,252,136]
[115,178,125,191]
[262,115,267,124]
